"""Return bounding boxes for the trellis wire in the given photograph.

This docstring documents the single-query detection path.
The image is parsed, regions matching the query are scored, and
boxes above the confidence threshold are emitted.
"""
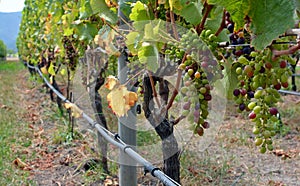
[25,62,180,186]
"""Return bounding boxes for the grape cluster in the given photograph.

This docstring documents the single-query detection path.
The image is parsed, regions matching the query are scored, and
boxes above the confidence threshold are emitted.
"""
[174,29,223,136]
[63,36,78,71]
[232,49,294,153]
[224,12,252,59]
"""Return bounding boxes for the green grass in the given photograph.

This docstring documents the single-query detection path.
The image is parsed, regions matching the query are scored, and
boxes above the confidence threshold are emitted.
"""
[0,61,24,71]
[0,61,33,185]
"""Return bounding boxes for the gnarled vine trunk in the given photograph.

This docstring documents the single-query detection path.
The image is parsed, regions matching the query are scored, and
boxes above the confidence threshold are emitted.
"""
[81,49,109,173]
[142,76,180,184]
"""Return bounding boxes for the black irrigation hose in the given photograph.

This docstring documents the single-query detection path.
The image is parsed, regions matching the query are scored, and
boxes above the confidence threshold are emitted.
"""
[25,63,180,186]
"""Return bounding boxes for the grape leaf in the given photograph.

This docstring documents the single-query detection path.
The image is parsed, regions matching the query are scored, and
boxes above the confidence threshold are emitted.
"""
[169,0,183,11]
[48,62,56,76]
[79,0,94,19]
[138,42,159,72]
[249,0,295,50]
[105,76,138,117]
[208,0,250,31]
[76,23,98,42]
[90,0,118,24]
[125,31,141,55]
[205,6,229,42]
[129,1,154,30]
[94,25,120,56]
[179,1,203,25]
[129,1,151,21]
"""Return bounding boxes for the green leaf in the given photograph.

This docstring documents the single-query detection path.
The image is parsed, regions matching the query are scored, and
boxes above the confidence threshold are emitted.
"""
[205,6,229,42]
[64,28,74,36]
[144,23,155,41]
[249,0,295,50]
[169,0,183,11]
[75,23,98,42]
[138,42,159,72]
[208,0,250,31]
[129,1,151,21]
[90,0,118,24]
[125,31,141,55]
[79,0,94,19]
[179,2,203,25]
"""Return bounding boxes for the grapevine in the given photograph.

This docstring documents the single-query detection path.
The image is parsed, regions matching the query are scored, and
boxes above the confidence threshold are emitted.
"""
[16,0,300,183]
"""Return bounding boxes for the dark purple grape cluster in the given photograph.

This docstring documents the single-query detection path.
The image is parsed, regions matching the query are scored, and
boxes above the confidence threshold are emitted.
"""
[224,12,253,59]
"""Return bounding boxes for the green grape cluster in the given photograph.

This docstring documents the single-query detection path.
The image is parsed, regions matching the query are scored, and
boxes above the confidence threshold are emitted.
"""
[232,49,295,153]
[170,29,224,136]
[180,63,211,136]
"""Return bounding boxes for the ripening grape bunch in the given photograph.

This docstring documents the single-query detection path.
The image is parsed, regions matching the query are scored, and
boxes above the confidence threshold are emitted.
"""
[218,11,298,153]
[231,47,295,153]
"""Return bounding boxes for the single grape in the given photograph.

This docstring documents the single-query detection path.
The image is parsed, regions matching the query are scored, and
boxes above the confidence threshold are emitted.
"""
[240,89,247,96]
[263,130,271,138]
[255,137,263,146]
[259,66,266,73]
[202,121,210,129]
[269,107,278,115]
[180,87,189,94]
[252,126,260,135]
[254,90,263,99]
[236,67,243,74]
[204,94,212,101]
[194,71,201,79]
[239,103,246,111]
[279,60,287,68]
[247,91,254,98]
[233,89,240,97]
[273,83,281,90]
[196,126,204,136]
[281,82,289,88]
[260,146,267,154]
[267,144,274,151]
[265,62,272,70]
[253,105,261,114]
[183,102,191,110]
[227,23,234,33]
[243,47,251,55]
[199,87,207,94]
[237,37,245,44]
[248,111,256,119]
[188,69,194,76]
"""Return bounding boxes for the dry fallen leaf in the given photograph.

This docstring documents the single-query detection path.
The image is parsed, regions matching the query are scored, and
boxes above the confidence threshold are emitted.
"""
[13,158,30,170]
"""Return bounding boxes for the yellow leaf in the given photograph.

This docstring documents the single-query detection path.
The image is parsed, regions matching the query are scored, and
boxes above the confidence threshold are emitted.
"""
[64,103,83,118]
[105,76,138,117]
[48,62,56,76]
[105,75,119,90]
[41,66,48,75]
[60,69,66,76]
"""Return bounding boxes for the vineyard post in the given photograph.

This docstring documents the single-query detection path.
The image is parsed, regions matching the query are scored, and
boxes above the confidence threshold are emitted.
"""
[118,1,137,185]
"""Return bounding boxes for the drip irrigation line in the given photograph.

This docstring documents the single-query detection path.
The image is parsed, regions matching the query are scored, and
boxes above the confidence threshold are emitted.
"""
[25,63,181,186]
[278,89,300,96]
[257,86,300,96]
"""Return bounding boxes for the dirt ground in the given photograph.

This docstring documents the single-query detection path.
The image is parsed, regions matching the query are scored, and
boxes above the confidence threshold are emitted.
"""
[6,66,300,185]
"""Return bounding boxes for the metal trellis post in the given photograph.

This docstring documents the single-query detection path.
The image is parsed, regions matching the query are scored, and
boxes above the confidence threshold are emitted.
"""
[118,1,137,184]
